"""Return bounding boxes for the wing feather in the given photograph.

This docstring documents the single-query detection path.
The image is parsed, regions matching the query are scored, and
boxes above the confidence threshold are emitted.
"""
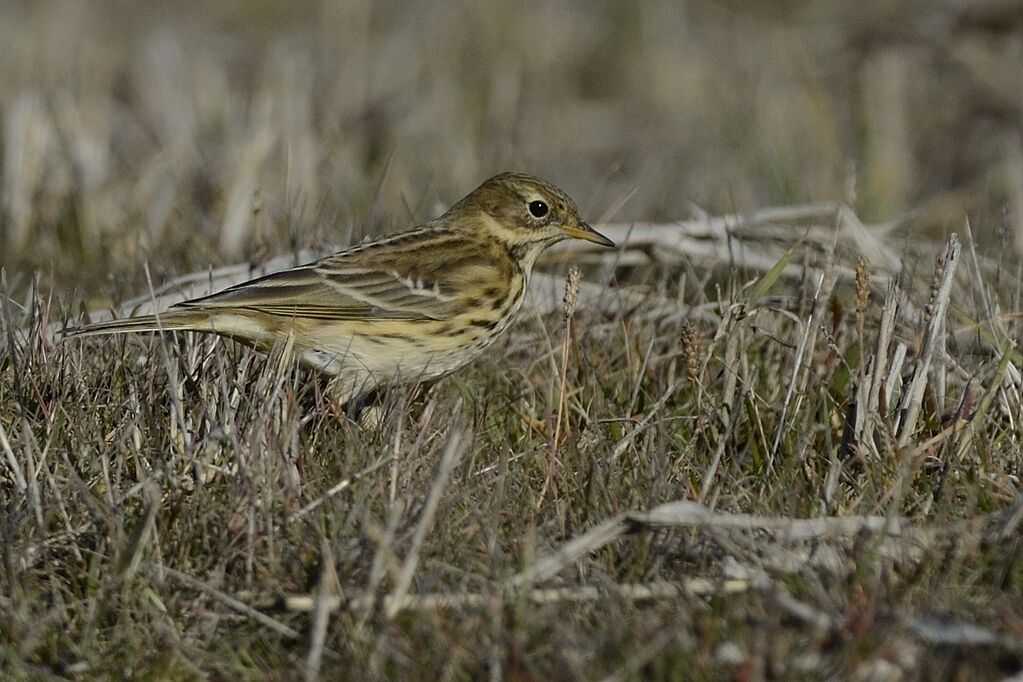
[172,229,508,322]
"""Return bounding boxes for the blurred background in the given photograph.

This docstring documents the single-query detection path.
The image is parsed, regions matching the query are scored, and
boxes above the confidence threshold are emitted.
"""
[2,0,1022,294]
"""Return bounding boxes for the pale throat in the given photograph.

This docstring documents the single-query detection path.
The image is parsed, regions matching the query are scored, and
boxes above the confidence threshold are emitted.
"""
[475,212,554,276]
[514,242,549,275]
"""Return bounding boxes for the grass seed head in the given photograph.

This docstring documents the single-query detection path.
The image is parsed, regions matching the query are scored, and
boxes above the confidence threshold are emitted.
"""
[562,267,581,321]
[680,320,701,386]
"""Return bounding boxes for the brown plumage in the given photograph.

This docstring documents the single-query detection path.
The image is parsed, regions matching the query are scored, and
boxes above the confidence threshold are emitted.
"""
[66,173,615,405]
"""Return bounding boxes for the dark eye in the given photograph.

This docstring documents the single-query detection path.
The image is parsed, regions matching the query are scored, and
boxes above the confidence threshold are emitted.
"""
[528,200,549,219]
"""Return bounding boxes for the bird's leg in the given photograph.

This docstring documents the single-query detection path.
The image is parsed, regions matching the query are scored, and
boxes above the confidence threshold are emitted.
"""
[344,388,383,428]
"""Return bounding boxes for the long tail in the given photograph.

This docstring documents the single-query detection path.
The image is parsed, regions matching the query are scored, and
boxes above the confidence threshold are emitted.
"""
[62,311,208,338]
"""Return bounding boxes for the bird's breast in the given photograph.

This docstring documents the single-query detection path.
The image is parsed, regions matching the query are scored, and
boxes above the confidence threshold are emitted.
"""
[285,268,528,388]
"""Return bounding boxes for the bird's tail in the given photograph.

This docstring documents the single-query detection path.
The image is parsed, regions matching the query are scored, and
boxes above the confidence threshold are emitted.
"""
[62,311,207,338]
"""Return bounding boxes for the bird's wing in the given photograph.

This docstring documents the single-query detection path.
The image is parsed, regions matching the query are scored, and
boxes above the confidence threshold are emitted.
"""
[173,229,508,322]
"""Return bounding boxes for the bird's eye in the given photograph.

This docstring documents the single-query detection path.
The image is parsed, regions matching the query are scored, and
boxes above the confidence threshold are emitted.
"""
[528,200,549,219]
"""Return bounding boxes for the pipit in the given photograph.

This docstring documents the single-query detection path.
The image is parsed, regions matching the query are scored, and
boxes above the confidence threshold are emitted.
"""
[68,173,614,408]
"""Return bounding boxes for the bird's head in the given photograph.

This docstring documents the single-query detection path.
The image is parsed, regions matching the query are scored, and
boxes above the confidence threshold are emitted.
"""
[445,173,615,262]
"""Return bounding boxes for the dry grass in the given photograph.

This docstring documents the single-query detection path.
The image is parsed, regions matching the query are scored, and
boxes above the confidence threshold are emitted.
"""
[3,1,1023,680]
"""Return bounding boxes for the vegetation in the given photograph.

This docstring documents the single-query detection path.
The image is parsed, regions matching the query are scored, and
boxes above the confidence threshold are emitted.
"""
[3,2,1023,679]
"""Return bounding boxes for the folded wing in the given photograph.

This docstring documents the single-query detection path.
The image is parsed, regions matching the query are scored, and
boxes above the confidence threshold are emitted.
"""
[173,229,507,322]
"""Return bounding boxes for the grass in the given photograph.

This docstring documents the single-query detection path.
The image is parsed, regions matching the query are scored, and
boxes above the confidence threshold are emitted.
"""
[4,223,1023,679]
[3,1,1023,679]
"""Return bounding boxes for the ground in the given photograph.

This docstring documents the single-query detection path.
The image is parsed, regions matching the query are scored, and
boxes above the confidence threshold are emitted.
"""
[2,2,1023,680]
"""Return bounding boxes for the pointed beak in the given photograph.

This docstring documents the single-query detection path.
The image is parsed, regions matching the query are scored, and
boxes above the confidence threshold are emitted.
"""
[561,221,615,247]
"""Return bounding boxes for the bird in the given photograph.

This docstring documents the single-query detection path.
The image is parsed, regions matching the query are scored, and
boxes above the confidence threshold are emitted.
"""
[66,173,615,410]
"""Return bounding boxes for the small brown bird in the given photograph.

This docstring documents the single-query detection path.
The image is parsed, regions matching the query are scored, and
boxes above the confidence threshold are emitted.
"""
[68,173,614,407]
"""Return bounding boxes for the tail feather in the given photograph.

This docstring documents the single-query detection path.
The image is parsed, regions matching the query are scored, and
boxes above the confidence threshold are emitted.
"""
[63,311,204,338]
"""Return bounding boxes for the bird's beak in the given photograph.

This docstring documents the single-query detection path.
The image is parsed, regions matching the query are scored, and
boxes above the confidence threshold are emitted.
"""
[562,221,615,247]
